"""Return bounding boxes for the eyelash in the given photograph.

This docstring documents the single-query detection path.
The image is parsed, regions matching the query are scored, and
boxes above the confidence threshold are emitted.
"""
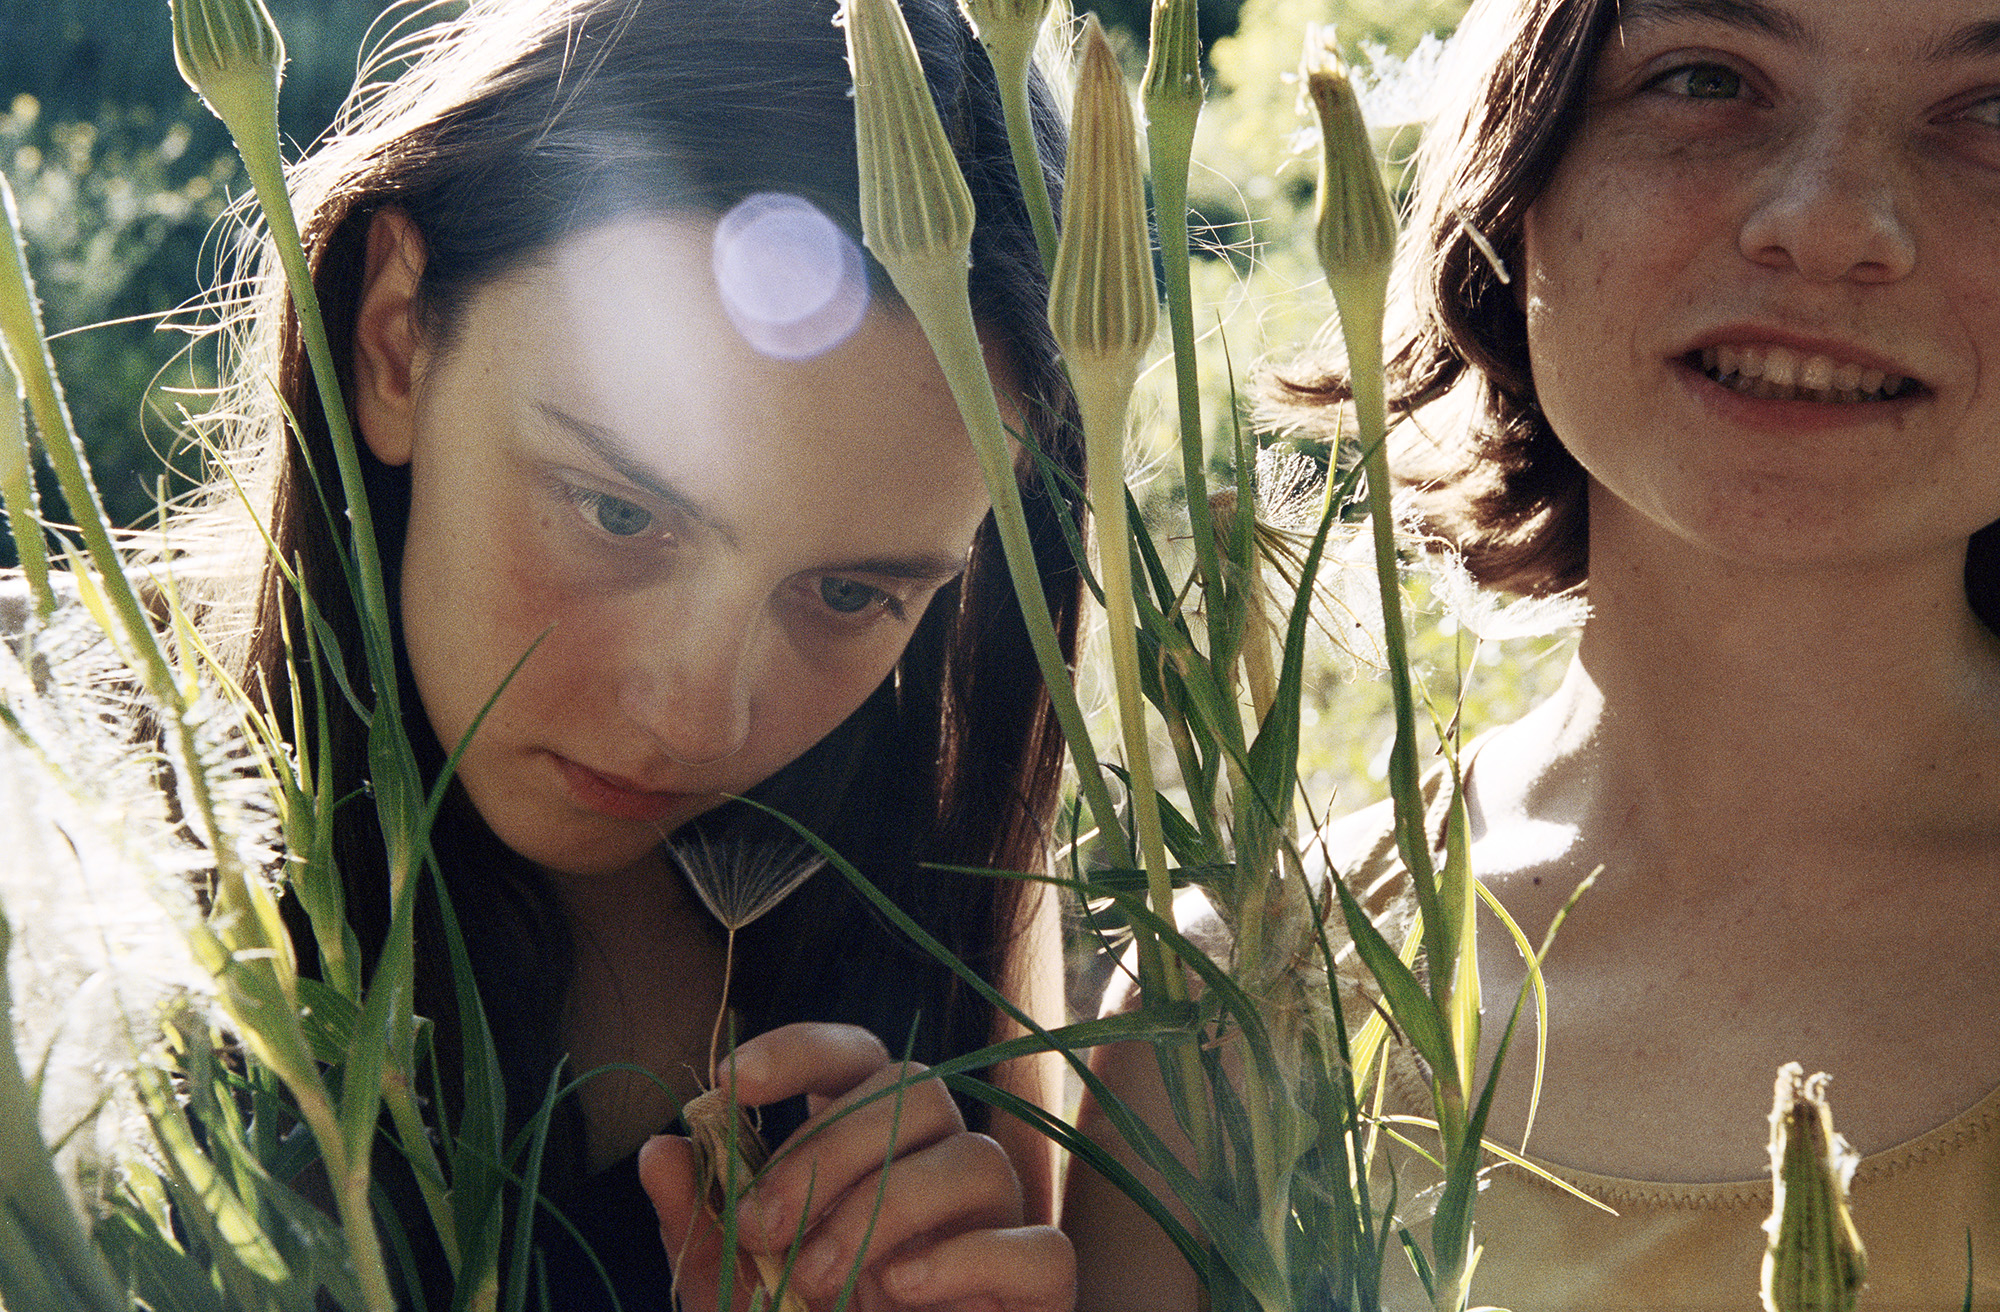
[561,483,665,542]
[1647,60,1753,103]
[1952,94,2000,130]
[809,575,907,623]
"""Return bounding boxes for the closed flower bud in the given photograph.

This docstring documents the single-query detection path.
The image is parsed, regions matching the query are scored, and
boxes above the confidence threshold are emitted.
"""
[1303,26,1396,310]
[956,0,1051,49]
[1049,15,1157,374]
[1761,1064,1868,1312]
[171,0,285,152]
[843,0,975,268]
[1142,0,1202,118]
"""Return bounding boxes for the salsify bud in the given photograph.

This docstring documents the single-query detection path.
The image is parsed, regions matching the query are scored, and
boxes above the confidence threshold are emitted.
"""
[957,0,1052,51]
[1050,15,1176,965]
[171,0,286,153]
[1142,0,1202,119]
[1761,1063,1868,1312]
[843,0,974,268]
[1303,25,1396,316]
[1048,15,1157,378]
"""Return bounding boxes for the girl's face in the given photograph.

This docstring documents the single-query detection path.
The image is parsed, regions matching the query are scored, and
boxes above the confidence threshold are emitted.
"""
[1519,0,2000,570]
[354,212,1001,879]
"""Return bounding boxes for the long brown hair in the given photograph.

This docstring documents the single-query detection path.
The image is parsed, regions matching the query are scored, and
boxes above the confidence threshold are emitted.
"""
[199,0,1079,1201]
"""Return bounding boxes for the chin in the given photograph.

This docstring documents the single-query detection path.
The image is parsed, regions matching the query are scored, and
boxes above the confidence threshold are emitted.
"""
[483,810,675,882]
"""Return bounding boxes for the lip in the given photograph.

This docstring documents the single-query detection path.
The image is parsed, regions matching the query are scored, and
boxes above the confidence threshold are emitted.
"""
[548,752,700,824]
[1679,326,1923,388]
[1672,325,1931,431]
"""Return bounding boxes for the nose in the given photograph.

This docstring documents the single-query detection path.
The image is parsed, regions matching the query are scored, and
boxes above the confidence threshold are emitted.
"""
[1738,122,1916,283]
[620,591,761,769]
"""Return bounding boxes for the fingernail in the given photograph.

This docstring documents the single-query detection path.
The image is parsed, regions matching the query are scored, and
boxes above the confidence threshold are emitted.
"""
[718,1042,767,1088]
[795,1239,840,1293]
[736,1194,777,1246]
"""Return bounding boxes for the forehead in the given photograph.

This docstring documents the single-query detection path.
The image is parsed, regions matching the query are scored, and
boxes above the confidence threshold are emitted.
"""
[465,214,997,543]
[1605,0,2000,57]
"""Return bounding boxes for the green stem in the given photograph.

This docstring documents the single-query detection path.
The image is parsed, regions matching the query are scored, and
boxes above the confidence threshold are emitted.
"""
[1340,272,1441,933]
[988,34,1059,277]
[0,358,50,617]
[1147,113,1222,635]
[1079,369,1175,996]
[889,254,1130,868]
[230,130,398,695]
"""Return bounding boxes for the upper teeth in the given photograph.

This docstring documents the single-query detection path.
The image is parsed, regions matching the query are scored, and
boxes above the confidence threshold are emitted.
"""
[1700,345,1908,401]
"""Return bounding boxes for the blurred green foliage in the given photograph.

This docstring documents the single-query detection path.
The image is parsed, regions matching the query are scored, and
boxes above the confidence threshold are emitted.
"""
[0,0,412,551]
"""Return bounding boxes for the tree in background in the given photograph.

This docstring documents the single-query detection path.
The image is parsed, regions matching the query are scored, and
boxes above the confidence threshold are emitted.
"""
[0,0,400,547]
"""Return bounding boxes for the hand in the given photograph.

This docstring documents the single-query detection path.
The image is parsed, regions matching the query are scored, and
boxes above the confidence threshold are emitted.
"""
[639,1022,1074,1312]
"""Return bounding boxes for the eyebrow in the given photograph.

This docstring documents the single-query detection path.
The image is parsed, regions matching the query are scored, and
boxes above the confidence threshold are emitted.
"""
[536,401,739,548]
[1614,0,2000,61]
[534,401,972,582]
[832,552,974,584]
[1614,0,1808,42]
[1929,17,2000,60]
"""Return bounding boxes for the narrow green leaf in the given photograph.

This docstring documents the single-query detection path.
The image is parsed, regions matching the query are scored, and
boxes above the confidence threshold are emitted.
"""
[1329,876,1458,1096]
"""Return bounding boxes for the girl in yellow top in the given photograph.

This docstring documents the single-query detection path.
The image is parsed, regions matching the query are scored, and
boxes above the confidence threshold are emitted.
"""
[1069,0,2000,1305]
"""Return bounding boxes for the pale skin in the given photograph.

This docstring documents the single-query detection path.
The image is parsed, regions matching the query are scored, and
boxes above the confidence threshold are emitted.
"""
[1069,0,2000,1303]
[352,207,1072,1311]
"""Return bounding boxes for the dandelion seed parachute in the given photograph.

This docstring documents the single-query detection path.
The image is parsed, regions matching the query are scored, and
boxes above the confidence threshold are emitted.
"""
[668,834,827,933]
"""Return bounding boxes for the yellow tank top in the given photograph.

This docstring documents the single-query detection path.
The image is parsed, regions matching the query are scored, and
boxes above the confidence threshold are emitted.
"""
[1374,1056,2000,1310]
[1337,771,2000,1310]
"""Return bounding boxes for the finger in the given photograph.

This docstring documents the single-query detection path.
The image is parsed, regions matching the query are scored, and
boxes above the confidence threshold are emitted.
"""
[785,1133,1023,1302]
[638,1136,765,1312]
[744,1062,966,1250]
[637,1134,707,1264]
[878,1225,1075,1312]
[716,1021,891,1107]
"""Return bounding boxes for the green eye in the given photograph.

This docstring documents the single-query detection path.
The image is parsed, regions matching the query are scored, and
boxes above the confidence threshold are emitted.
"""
[819,577,883,614]
[1672,63,1742,99]
[1964,96,2000,129]
[591,493,653,537]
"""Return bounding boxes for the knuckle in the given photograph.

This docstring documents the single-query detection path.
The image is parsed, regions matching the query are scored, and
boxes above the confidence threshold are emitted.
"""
[825,1022,891,1063]
[952,1132,1017,1179]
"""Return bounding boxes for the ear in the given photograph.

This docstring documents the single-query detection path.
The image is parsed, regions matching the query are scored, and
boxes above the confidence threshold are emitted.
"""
[352,207,428,468]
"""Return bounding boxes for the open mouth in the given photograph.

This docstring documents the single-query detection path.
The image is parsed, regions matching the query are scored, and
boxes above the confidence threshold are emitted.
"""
[1692,345,1920,404]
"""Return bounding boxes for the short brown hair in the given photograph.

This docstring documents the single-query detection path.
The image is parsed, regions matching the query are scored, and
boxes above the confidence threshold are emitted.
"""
[1276,0,1621,596]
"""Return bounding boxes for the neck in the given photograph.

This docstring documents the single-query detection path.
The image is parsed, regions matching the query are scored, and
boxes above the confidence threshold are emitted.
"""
[550,854,727,1171]
[1497,508,2000,865]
